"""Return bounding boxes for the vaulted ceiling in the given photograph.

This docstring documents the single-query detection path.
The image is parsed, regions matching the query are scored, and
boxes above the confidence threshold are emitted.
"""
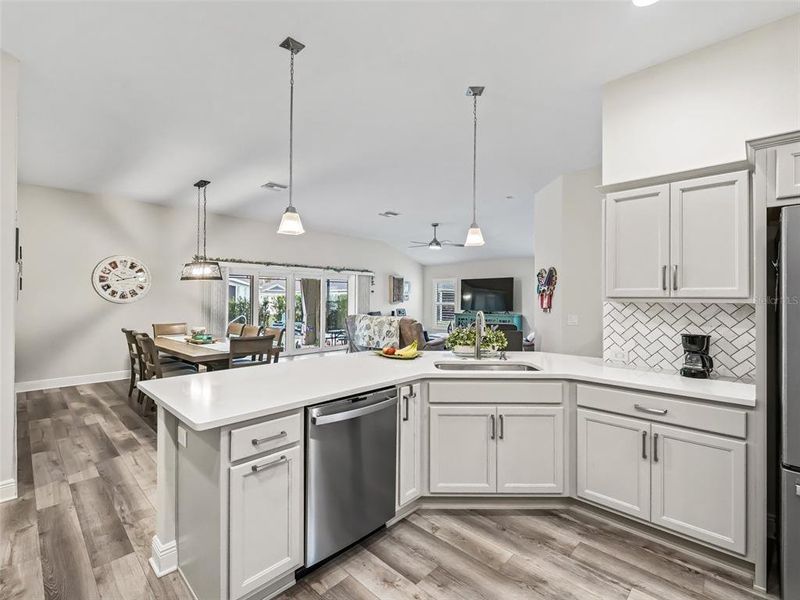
[3,1,797,264]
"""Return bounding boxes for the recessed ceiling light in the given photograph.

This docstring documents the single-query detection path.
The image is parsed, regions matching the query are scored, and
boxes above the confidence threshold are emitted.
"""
[261,181,288,191]
[632,0,659,6]
[379,211,400,217]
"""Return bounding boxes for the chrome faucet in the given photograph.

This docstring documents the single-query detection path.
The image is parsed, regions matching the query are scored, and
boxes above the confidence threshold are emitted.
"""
[474,310,486,359]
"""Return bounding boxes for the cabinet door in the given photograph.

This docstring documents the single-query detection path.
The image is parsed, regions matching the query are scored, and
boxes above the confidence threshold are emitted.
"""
[429,405,496,494]
[397,383,422,507]
[777,141,800,200]
[670,171,750,298]
[497,406,564,494]
[229,445,303,600]
[577,410,650,520]
[605,184,670,298]
[650,424,746,554]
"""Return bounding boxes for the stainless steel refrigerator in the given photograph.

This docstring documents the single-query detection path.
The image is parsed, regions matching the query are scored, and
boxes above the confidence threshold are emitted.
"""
[780,205,800,599]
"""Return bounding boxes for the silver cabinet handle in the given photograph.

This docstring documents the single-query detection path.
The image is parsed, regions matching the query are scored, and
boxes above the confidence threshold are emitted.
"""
[499,414,504,440]
[402,392,410,422]
[250,455,286,474]
[661,265,667,291]
[653,433,659,463]
[634,404,668,416]
[252,431,287,446]
[672,265,678,291]
[642,430,648,460]
[490,414,496,440]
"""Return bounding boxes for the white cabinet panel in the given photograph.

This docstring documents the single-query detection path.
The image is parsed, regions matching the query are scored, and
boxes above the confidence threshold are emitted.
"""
[777,141,800,200]
[429,405,496,494]
[397,383,422,507]
[605,184,670,298]
[577,410,650,520]
[670,171,750,298]
[497,406,564,494]
[229,446,303,600]
[650,424,746,554]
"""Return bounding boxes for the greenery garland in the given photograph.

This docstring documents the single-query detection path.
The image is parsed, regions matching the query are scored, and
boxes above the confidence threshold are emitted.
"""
[201,256,373,274]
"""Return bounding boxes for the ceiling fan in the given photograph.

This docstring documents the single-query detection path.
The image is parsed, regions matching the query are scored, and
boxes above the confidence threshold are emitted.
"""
[409,223,464,250]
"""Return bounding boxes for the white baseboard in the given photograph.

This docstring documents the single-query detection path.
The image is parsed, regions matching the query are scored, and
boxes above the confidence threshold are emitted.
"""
[15,370,129,393]
[0,479,17,503]
[149,535,178,577]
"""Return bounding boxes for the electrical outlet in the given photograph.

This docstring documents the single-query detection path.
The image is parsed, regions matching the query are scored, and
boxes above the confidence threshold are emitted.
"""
[178,426,187,448]
[608,348,629,364]
[567,314,579,326]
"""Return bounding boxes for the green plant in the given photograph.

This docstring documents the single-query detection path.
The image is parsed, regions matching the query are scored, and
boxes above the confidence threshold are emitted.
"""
[228,297,251,322]
[445,326,508,350]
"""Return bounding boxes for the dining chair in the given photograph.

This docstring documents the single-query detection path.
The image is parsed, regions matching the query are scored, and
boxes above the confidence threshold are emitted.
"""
[227,322,245,338]
[135,333,196,413]
[241,324,262,337]
[228,335,276,369]
[121,328,141,398]
[152,322,188,337]
[262,327,285,362]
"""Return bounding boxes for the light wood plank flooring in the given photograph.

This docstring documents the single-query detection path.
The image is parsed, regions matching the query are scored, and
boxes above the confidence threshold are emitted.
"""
[2,381,771,600]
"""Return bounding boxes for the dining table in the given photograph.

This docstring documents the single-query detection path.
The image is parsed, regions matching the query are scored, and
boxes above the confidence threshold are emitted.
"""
[154,334,231,368]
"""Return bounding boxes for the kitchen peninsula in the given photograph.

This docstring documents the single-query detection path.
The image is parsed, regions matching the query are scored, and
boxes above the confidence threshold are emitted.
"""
[139,350,759,600]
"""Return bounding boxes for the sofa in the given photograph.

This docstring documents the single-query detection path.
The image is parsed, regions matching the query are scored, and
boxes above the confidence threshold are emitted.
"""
[344,315,446,352]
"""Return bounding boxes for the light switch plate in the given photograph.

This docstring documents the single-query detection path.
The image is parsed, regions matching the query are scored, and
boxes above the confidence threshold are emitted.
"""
[178,426,187,448]
[608,348,629,364]
[567,314,579,326]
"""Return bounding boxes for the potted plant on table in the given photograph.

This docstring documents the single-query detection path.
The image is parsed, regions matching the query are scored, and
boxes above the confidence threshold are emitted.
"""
[445,326,508,357]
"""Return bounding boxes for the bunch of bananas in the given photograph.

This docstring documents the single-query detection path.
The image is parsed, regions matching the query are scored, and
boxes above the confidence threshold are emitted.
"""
[382,340,418,357]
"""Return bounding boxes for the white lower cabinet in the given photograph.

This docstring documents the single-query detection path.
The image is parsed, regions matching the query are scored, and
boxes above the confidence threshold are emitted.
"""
[397,383,422,507]
[577,409,747,554]
[650,424,746,554]
[429,404,496,494]
[577,410,650,520]
[497,406,564,494]
[229,445,303,600]
[429,404,564,495]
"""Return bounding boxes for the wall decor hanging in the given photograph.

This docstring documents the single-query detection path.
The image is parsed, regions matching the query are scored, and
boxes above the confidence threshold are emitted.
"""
[390,275,405,304]
[93,255,151,303]
[537,267,558,312]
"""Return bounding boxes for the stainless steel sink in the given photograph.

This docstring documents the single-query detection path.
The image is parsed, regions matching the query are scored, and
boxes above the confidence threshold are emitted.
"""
[434,362,539,372]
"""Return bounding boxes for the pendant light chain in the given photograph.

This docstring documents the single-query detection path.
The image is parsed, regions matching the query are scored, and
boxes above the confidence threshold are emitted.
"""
[472,94,478,224]
[196,185,201,260]
[202,185,208,260]
[288,49,295,209]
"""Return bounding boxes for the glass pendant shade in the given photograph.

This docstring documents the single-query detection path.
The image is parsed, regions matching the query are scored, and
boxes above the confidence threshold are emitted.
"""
[180,260,223,281]
[277,205,305,235]
[464,222,486,247]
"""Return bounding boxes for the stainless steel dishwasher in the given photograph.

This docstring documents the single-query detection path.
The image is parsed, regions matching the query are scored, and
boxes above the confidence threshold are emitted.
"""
[305,387,397,569]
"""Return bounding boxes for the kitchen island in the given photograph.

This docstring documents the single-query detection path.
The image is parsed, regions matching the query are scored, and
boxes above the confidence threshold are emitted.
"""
[139,351,760,600]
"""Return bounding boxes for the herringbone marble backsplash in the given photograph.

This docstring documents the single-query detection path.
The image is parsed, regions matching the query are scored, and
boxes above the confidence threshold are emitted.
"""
[603,302,756,381]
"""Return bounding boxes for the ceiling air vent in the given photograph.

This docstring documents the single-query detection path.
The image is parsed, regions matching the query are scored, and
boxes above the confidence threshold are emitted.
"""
[379,211,400,217]
[261,181,288,191]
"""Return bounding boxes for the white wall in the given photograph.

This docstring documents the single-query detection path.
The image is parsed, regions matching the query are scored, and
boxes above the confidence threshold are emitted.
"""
[533,167,603,356]
[603,15,800,185]
[1,53,19,501]
[422,257,536,336]
[15,184,423,387]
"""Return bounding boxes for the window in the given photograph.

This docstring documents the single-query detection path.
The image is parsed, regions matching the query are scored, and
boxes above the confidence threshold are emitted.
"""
[433,278,456,329]
[258,277,287,349]
[325,279,349,346]
[228,274,253,324]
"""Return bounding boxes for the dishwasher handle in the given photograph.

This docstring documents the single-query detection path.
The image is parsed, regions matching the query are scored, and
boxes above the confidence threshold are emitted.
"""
[311,395,398,426]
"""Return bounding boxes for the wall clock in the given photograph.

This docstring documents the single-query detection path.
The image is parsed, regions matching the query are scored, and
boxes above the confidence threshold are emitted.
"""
[91,255,151,303]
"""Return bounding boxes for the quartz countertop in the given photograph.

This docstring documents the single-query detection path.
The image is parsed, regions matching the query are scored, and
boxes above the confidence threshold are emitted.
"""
[138,351,756,431]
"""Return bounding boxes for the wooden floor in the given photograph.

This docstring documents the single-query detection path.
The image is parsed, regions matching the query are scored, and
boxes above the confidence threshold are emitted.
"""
[1,382,771,600]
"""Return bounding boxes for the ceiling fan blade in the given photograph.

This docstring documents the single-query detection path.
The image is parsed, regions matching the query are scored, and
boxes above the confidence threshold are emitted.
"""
[441,241,465,247]
[409,241,429,245]
[408,244,429,248]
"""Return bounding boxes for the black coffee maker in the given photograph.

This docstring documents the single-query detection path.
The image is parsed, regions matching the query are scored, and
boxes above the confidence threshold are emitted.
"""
[680,333,713,378]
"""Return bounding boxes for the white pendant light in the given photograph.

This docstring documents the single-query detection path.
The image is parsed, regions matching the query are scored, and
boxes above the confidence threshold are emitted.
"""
[632,0,660,6]
[464,86,486,247]
[181,180,223,281]
[277,37,306,236]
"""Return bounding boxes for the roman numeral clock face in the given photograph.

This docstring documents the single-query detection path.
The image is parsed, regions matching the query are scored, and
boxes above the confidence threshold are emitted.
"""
[91,255,152,303]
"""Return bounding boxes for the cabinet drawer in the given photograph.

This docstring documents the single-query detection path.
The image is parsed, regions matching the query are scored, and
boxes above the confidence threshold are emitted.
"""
[428,380,563,404]
[576,384,746,438]
[230,411,303,462]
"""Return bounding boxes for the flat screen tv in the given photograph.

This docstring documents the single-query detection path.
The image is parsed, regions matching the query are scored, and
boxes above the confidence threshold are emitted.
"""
[460,277,514,312]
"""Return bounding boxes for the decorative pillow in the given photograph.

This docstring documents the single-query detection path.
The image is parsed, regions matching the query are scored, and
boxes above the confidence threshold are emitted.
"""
[353,315,401,349]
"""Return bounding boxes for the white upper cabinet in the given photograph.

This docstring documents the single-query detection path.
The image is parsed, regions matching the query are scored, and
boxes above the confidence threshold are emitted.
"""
[605,184,671,298]
[497,406,564,494]
[605,170,751,300]
[776,141,800,200]
[670,172,750,298]
[397,383,422,508]
[650,424,746,554]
